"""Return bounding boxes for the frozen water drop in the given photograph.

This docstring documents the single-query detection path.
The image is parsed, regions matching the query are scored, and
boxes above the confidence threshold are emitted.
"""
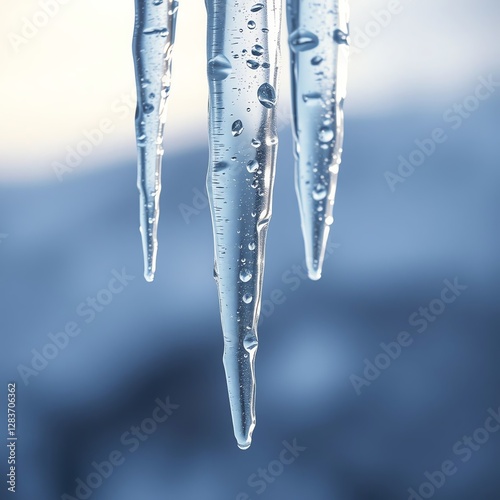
[250,3,264,12]
[251,44,264,56]
[312,183,327,200]
[311,55,323,65]
[242,293,253,304]
[257,83,276,108]
[246,160,259,173]
[246,60,260,70]
[289,28,319,52]
[243,332,258,351]
[318,126,334,143]
[239,270,252,282]
[248,242,256,251]
[247,20,256,29]
[232,120,244,136]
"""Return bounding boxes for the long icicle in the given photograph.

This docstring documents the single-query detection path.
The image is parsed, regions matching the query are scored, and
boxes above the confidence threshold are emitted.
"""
[287,0,349,280]
[133,0,179,282]
[205,0,282,449]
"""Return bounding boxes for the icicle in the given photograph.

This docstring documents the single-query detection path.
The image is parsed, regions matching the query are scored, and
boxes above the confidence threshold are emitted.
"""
[287,0,349,280]
[205,0,282,449]
[133,0,179,282]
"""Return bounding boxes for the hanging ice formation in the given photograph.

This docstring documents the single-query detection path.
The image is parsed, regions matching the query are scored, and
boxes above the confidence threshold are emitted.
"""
[132,0,349,448]
[133,0,179,282]
[205,0,282,450]
[287,0,349,280]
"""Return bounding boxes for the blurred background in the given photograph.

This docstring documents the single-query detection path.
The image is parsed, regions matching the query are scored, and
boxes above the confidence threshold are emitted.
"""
[1,0,499,499]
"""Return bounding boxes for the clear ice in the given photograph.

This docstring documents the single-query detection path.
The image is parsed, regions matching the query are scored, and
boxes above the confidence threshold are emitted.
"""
[205,0,282,449]
[133,0,179,282]
[287,0,349,280]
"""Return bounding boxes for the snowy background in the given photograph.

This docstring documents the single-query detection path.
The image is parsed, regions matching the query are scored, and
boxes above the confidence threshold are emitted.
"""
[1,0,500,499]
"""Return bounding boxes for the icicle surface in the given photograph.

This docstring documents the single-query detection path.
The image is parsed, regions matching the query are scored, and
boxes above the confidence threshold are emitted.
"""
[287,0,349,280]
[205,0,281,449]
[133,0,179,282]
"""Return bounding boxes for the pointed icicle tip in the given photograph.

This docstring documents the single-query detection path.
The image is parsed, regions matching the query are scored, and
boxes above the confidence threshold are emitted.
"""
[307,266,322,281]
[237,437,252,451]
[144,271,155,283]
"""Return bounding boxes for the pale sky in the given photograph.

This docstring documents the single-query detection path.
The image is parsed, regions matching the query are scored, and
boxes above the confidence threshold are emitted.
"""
[0,0,498,180]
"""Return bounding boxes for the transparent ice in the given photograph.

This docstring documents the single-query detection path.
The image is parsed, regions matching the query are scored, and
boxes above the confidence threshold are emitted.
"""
[287,0,349,280]
[205,0,282,449]
[133,0,179,282]
[132,0,349,449]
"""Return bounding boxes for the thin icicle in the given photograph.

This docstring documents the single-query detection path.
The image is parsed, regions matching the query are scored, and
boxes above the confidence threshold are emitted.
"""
[205,0,282,449]
[287,0,349,280]
[133,0,179,282]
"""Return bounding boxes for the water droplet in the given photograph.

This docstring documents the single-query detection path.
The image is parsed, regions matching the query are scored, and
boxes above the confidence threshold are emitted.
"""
[232,120,244,136]
[311,55,323,65]
[312,183,327,200]
[142,103,154,114]
[239,270,252,282]
[208,54,232,81]
[334,29,349,45]
[251,138,261,148]
[247,20,256,29]
[248,242,256,251]
[289,29,319,52]
[247,160,259,173]
[325,216,334,226]
[250,3,264,12]
[243,293,253,304]
[257,83,276,108]
[251,44,264,56]
[318,126,334,143]
[246,60,260,70]
[243,332,258,350]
